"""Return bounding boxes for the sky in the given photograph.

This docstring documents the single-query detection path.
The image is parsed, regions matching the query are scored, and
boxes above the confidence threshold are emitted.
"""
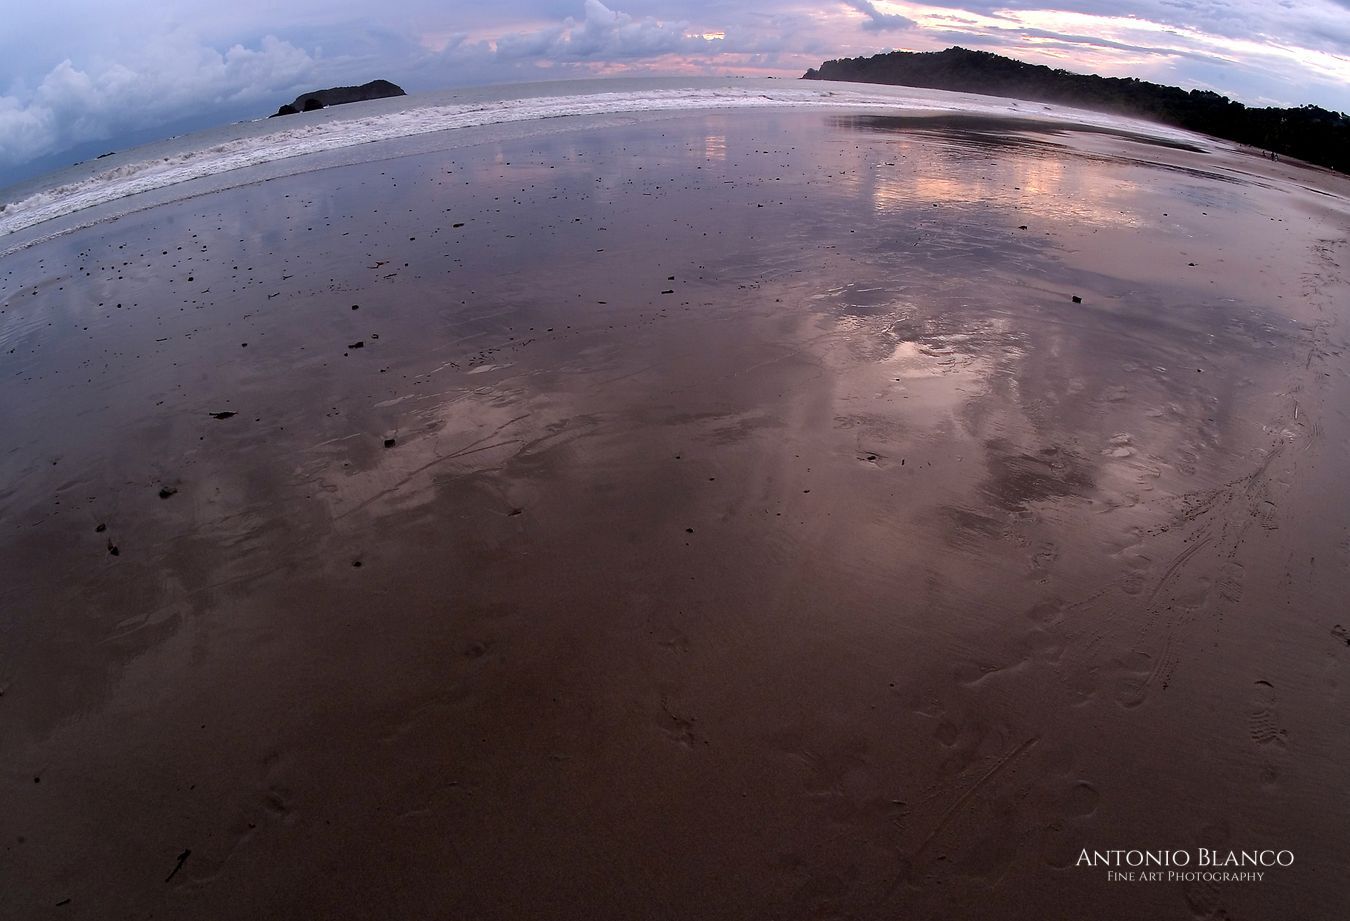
[2,0,1349,187]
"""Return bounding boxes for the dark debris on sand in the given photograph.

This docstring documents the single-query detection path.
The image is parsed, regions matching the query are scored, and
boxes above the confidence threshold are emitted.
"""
[164,849,191,883]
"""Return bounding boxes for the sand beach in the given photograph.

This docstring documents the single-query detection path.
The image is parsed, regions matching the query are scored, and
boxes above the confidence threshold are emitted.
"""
[2,93,1348,919]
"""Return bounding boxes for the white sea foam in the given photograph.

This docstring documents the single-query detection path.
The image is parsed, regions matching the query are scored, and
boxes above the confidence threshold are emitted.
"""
[0,83,1208,242]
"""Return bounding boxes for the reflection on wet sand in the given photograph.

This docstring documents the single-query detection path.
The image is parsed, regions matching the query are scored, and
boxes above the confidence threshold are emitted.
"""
[1,111,1349,920]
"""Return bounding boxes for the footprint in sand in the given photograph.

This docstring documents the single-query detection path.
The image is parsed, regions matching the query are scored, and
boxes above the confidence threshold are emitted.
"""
[1184,820,1232,918]
[1248,680,1287,786]
[1027,541,1059,580]
[1039,820,1082,869]
[657,694,703,748]
[1184,877,1224,919]
[1117,551,1154,596]
[1248,680,1285,746]
[262,785,296,824]
[1039,778,1100,868]
[1105,432,1136,458]
[1104,527,1152,595]
[1065,781,1100,818]
[1109,651,1154,709]
[1214,560,1245,607]
[1023,597,1064,626]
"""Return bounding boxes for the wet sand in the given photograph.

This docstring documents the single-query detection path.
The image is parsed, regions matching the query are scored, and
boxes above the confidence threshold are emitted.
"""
[2,111,1349,920]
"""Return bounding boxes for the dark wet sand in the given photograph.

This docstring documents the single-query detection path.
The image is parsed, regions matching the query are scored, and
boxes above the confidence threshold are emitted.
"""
[2,111,1349,920]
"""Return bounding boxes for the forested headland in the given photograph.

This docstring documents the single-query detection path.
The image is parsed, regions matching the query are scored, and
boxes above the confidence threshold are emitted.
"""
[804,47,1350,174]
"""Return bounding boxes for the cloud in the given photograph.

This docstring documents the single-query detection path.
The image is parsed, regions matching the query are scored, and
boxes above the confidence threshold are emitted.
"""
[0,34,316,169]
[841,0,918,33]
[472,0,720,63]
[422,0,745,85]
[882,0,1350,56]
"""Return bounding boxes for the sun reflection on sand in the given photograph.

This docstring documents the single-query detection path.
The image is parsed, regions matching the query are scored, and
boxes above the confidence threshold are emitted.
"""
[854,126,1149,230]
[704,133,727,161]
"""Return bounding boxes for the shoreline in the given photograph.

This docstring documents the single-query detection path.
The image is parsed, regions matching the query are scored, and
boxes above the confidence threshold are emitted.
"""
[0,78,1221,244]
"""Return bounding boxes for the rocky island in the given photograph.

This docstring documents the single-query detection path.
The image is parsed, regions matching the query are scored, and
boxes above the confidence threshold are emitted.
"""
[270,79,406,117]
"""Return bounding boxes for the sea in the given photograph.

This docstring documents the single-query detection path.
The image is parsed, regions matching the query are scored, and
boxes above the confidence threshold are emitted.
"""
[0,76,1215,256]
